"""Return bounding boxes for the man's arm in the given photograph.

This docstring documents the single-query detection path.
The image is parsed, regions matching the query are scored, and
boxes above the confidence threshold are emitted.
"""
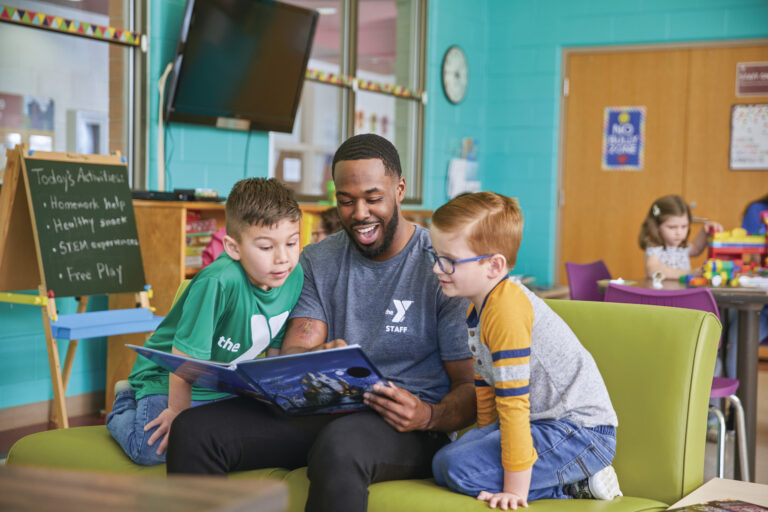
[279,317,346,354]
[364,357,476,432]
[427,358,476,431]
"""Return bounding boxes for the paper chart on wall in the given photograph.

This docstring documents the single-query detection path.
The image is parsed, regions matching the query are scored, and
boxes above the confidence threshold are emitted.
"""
[730,104,768,170]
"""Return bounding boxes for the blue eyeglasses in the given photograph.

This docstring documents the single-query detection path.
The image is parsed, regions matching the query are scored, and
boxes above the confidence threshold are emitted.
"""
[424,246,493,275]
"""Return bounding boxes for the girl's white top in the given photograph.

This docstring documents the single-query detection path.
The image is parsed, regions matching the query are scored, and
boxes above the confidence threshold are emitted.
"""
[645,245,691,271]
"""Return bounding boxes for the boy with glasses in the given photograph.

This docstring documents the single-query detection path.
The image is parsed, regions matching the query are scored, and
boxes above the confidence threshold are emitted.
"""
[428,192,621,509]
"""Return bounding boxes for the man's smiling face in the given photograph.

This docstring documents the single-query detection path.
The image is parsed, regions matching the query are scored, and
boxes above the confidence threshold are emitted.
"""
[333,158,405,261]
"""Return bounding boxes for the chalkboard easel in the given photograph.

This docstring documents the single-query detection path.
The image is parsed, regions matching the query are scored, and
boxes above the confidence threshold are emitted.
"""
[0,145,162,428]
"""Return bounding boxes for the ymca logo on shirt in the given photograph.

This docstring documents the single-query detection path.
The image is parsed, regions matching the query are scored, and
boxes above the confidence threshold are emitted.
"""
[230,311,291,364]
[385,299,412,333]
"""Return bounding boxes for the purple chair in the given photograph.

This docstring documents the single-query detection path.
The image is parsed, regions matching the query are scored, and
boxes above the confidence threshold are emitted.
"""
[604,283,749,480]
[565,260,611,301]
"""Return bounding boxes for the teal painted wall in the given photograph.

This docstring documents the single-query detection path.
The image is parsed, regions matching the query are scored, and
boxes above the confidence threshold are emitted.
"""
[471,0,768,285]
[147,0,271,197]
[0,296,108,409]
[2,0,766,410]
[423,1,489,210]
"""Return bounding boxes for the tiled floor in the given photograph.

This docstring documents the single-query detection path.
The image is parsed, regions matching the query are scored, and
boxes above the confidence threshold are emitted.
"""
[2,368,767,483]
[703,366,768,483]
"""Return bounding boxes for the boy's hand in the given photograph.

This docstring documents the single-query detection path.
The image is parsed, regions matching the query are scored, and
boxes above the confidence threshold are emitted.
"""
[145,407,181,455]
[477,491,528,510]
[363,381,432,432]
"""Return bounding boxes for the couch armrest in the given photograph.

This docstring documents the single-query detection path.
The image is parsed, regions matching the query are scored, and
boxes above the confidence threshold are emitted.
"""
[546,299,720,505]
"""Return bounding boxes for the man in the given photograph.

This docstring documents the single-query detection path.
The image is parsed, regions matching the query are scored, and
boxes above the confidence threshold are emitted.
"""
[167,134,475,512]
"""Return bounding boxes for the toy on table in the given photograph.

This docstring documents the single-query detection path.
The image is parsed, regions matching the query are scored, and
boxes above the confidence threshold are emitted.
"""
[682,224,768,288]
[707,227,766,267]
[679,258,768,288]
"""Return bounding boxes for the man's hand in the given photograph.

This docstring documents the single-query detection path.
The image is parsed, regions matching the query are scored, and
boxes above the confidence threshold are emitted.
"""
[477,491,528,510]
[363,381,432,432]
[310,338,347,351]
[144,407,181,455]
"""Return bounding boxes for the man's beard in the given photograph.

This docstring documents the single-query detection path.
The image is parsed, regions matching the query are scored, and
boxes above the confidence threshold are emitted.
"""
[346,203,399,260]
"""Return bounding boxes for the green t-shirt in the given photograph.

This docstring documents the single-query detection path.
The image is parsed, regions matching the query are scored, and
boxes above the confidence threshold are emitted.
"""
[129,253,304,400]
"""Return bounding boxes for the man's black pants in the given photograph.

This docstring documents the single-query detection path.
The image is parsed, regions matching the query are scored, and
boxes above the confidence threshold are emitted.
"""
[166,397,449,511]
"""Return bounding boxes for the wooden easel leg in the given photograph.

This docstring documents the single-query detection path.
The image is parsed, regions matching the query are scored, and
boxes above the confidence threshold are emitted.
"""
[41,306,69,429]
[61,297,89,390]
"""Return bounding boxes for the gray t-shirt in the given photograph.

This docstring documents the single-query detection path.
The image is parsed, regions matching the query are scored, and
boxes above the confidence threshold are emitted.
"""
[289,225,471,403]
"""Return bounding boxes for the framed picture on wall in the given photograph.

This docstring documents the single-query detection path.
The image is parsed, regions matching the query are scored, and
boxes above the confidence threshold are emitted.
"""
[729,104,768,170]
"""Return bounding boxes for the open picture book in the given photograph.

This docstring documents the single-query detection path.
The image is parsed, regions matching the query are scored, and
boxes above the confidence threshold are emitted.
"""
[128,344,386,415]
[667,500,768,512]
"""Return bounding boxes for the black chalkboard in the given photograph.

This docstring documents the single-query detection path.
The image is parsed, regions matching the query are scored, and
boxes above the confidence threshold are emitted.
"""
[22,156,146,297]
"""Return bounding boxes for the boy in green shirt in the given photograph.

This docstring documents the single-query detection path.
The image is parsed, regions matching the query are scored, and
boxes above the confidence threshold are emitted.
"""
[107,178,304,465]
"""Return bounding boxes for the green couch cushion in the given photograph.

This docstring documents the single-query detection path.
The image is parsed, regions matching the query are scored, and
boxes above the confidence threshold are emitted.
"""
[281,467,668,512]
[368,479,668,512]
[6,425,288,480]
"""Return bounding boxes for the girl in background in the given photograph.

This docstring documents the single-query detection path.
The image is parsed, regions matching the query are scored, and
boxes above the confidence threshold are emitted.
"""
[638,195,722,279]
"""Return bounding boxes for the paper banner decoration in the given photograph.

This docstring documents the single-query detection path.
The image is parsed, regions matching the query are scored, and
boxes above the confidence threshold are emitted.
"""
[0,4,141,47]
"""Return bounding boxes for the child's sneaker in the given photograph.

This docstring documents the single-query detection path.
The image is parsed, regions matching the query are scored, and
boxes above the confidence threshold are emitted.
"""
[587,465,622,499]
[114,379,131,395]
[563,465,622,500]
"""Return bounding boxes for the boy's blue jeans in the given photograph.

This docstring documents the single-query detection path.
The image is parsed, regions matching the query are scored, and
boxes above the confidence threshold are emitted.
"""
[106,389,215,466]
[432,419,616,500]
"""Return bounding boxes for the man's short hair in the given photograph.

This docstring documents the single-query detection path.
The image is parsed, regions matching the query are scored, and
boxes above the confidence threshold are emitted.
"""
[331,133,402,178]
[225,178,301,240]
[432,192,523,270]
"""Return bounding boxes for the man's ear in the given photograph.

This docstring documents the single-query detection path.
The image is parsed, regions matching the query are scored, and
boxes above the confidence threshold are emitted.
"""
[222,235,242,261]
[487,254,508,279]
[395,176,406,203]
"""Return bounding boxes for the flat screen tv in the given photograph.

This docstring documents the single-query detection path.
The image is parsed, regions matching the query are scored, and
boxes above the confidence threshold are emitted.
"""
[164,0,318,133]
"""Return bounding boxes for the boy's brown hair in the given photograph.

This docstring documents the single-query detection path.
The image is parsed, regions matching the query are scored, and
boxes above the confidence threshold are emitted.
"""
[638,194,691,250]
[432,192,523,270]
[225,178,301,240]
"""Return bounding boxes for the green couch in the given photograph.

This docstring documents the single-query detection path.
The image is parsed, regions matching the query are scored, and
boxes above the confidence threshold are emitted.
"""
[7,299,720,511]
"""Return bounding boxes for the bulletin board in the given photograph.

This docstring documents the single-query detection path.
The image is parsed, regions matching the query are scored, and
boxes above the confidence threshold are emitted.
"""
[729,104,768,170]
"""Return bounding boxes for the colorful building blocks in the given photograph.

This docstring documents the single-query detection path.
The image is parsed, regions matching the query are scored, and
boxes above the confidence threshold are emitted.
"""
[707,227,767,267]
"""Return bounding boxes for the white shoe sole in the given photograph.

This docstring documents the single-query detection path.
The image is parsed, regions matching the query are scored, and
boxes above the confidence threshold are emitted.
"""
[588,465,622,500]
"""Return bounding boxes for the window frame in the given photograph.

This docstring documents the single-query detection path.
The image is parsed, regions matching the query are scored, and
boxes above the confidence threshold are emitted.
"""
[271,0,427,204]
[0,1,148,188]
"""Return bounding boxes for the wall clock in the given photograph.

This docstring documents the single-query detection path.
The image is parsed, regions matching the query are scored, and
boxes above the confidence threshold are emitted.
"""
[442,45,468,104]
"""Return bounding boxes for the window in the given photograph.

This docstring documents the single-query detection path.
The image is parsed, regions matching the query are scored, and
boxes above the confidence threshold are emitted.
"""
[0,0,147,186]
[271,0,426,203]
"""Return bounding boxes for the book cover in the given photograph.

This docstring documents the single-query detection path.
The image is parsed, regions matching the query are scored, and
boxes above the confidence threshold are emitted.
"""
[128,344,387,415]
[668,500,768,512]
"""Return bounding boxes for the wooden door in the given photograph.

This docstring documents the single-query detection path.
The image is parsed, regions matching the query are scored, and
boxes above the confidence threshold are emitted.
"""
[560,49,690,282]
[559,43,768,283]
[684,45,768,270]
